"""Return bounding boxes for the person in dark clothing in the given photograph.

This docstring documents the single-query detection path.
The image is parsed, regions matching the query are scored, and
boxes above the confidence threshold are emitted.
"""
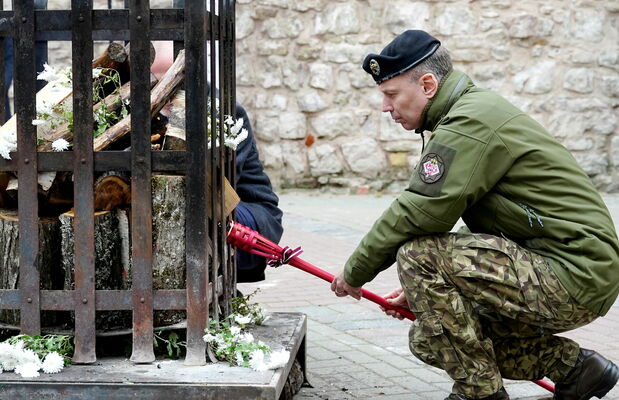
[152,41,283,283]
[233,103,284,282]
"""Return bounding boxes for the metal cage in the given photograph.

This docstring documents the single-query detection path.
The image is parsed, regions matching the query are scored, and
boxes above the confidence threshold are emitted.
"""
[0,0,236,366]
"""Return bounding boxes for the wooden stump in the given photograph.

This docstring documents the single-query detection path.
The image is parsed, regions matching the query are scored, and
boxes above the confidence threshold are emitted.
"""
[0,210,63,326]
[59,210,130,331]
[152,175,187,326]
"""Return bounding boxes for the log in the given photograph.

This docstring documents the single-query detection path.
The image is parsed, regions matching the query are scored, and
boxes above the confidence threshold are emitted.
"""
[94,172,131,211]
[0,210,64,326]
[151,175,187,326]
[37,73,158,152]
[162,89,186,151]
[5,42,130,148]
[93,50,186,151]
[59,209,131,330]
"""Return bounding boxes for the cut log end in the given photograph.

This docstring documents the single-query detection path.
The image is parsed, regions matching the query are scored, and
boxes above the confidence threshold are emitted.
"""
[94,175,131,211]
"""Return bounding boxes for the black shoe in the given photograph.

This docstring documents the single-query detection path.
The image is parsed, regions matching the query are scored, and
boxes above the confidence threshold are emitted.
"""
[554,349,619,400]
[445,387,509,400]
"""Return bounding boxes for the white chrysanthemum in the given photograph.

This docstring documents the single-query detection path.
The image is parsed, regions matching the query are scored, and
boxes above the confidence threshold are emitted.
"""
[92,67,104,79]
[37,63,60,83]
[239,332,254,343]
[0,342,14,357]
[42,352,64,374]
[15,362,40,378]
[1,354,18,371]
[234,351,244,366]
[230,118,244,136]
[36,100,54,115]
[202,333,217,343]
[0,134,17,160]
[51,138,70,152]
[18,349,42,367]
[234,315,252,325]
[32,119,47,126]
[249,349,267,371]
[229,326,241,336]
[227,128,248,150]
[266,350,289,370]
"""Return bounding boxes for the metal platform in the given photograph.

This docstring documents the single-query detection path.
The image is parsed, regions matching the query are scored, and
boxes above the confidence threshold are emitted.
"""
[0,312,306,400]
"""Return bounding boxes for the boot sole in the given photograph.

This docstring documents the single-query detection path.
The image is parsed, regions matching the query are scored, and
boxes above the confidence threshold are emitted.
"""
[586,361,619,400]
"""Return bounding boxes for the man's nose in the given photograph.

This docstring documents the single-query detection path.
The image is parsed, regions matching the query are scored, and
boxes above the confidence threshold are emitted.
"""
[382,97,393,113]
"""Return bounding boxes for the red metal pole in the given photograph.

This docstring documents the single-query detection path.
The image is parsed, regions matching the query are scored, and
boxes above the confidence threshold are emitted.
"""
[226,221,554,393]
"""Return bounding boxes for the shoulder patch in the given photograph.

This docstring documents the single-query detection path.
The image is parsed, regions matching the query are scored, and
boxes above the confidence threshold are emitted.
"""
[409,141,457,197]
[419,153,445,184]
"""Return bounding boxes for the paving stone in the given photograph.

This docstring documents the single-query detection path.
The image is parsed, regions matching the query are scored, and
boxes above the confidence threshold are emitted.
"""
[242,192,619,399]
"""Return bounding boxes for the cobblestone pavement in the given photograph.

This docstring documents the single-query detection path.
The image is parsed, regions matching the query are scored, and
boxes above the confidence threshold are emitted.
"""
[239,191,619,400]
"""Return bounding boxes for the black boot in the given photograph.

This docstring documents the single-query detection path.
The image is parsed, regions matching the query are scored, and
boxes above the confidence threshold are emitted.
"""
[445,387,509,400]
[554,348,619,400]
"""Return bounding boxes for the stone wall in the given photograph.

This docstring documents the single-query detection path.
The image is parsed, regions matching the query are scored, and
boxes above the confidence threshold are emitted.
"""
[31,1,619,193]
[235,0,619,193]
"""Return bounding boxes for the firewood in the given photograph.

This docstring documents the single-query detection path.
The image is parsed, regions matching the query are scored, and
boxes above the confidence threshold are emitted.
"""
[37,73,158,152]
[93,50,186,151]
[0,210,64,327]
[59,209,131,330]
[94,172,131,211]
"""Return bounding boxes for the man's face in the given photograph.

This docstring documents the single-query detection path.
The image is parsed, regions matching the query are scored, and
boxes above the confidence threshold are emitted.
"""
[379,73,432,131]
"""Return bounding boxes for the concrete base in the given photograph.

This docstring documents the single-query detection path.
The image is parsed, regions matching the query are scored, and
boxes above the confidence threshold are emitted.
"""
[0,312,306,400]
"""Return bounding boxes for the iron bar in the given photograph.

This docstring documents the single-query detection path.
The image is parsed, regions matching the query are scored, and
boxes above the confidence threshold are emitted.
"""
[0,150,189,172]
[184,0,209,366]
[209,0,220,325]
[15,0,41,336]
[128,0,155,364]
[71,0,96,364]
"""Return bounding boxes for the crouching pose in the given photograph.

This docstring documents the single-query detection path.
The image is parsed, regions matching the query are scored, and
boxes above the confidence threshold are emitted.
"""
[331,30,619,400]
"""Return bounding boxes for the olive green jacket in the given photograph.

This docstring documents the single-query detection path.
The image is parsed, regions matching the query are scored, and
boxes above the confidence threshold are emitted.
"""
[344,70,619,316]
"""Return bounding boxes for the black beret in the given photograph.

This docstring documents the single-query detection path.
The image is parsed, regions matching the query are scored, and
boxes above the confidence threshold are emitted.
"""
[363,30,441,84]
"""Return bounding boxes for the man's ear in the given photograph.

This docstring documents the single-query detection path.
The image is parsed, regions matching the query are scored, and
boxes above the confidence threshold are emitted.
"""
[419,73,439,98]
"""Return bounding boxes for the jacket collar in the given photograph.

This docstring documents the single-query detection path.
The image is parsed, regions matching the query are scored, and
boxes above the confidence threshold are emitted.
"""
[415,69,473,133]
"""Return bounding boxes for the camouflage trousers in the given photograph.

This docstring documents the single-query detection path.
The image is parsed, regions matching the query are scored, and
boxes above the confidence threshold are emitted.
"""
[397,233,598,399]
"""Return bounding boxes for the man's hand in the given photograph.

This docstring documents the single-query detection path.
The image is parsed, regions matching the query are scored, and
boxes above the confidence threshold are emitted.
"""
[380,287,409,320]
[330,270,362,300]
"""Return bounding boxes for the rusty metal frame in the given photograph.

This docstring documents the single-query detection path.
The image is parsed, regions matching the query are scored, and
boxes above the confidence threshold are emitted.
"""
[0,0,236,366]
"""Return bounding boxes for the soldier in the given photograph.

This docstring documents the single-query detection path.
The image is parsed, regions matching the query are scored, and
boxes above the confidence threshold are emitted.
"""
[330,30,619,400]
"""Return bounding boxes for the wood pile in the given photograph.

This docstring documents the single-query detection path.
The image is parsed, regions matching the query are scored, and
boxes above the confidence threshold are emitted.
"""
[0,43,239,331]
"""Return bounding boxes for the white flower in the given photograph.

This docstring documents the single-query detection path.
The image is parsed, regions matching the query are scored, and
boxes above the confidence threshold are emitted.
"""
[230,118,244,136]
[224,115,235,126]
[265,350,289,370]
[15,362,40,378]
[36,100,54,115]
[19,349,42,366]
[42,352,64,374]
[0,134,17,160]
[224,128,248,151]
[230,326,241,337]
[249,349,267,371]
[37,63,60,83]
[203,333,217,343]
[240,332,254,343]
[92,68,104,79]
[234,315,252,325]
[1,353,18,372]
[234,351,244,366]
[32,119,47,126]
[51,138,70,152]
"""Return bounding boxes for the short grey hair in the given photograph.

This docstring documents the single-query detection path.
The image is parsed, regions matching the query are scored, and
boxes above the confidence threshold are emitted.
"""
[408,46,452,83]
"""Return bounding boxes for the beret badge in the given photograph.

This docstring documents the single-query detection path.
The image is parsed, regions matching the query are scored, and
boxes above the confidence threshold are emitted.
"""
[369,59,380,75]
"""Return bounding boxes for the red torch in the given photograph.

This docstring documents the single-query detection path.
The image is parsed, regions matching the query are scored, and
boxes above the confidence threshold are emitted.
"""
[226,221,555,394]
